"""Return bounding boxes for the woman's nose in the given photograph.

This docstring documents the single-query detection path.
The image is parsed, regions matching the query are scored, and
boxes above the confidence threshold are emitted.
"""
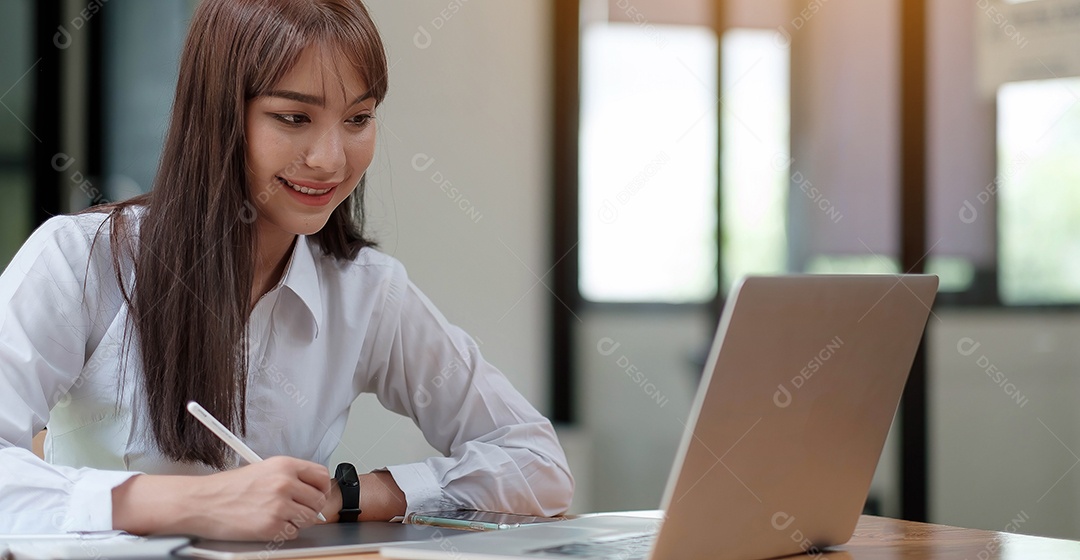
[304,127,346,172]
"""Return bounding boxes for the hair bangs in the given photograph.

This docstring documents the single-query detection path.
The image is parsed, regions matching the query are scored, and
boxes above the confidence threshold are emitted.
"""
[240,0,388,106]
[314,1,389,106]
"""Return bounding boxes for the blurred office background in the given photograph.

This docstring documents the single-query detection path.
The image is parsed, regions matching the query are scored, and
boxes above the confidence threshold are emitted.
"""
[3,0,1079,539]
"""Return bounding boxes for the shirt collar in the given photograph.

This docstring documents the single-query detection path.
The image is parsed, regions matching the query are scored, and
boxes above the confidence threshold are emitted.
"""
[279,235,323,338]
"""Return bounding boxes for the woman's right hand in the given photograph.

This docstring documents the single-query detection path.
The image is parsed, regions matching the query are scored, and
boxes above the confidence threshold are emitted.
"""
[112,456,332,540]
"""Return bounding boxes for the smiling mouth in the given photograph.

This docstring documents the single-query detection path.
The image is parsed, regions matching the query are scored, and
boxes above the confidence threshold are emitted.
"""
[278,176,334,196]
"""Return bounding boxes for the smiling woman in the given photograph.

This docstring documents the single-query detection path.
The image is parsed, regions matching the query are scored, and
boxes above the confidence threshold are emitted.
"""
[0,0,572,541]
[243,43,380,307]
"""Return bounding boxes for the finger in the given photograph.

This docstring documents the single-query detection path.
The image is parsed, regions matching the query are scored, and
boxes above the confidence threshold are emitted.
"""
[262,456,331,493]
[272,500,320,534]
[273,517,306,540]
[293,461,333,493]
[248,505,308,541]
[289,480,329,520]
[287,509,321,530]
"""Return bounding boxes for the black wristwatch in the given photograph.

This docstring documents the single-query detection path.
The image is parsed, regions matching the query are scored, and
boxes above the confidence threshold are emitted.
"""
[335,462,361,523]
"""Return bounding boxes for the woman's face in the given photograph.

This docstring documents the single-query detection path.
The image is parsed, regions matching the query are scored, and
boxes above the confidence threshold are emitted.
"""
[244,45,377,239]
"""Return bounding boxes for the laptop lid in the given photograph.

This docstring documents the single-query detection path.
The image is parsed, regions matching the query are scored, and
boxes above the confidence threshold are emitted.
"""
[382,274,938,560]
[654,274,937,560]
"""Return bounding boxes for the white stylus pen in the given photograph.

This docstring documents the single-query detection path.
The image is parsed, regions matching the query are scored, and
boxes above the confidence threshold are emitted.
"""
[186,400,328,522]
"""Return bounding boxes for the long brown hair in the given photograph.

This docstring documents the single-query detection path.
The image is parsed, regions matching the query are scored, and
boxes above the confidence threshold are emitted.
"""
[93,0,388,468]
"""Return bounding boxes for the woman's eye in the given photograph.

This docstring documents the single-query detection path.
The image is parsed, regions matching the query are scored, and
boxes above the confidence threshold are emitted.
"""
[272,113,309,126]
[348,114,373,127]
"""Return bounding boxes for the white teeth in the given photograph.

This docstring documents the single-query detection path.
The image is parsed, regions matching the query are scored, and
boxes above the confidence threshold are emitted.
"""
[279,177,331,196]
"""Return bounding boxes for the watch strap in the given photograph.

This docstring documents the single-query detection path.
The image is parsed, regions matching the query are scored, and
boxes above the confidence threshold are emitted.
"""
[335,462,361,523]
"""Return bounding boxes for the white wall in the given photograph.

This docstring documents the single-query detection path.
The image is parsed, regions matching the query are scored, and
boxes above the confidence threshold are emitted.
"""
[929,311,1080,539]
[577,309,709,512]
[789,0,900,267]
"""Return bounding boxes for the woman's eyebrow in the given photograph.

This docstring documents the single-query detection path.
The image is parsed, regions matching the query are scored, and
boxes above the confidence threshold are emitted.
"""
[264,90,374,107]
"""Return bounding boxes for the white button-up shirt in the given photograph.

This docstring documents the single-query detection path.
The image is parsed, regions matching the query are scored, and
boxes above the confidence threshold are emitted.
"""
[0,212,573,533]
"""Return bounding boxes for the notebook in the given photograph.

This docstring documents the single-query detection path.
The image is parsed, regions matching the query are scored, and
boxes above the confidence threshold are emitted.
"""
[0,533,189,560]
[177,522,444,559]
[382,274,939,560]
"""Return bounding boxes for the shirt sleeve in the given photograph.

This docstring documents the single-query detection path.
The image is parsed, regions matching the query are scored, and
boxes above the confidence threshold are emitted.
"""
[0,215,140,533]
[360,263,574,517]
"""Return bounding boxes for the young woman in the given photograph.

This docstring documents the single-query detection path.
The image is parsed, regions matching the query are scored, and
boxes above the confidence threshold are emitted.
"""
[0,0,572,540]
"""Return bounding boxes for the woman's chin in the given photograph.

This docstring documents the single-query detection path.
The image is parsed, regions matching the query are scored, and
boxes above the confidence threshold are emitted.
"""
[256,215,333,239]
[292,220,332,237]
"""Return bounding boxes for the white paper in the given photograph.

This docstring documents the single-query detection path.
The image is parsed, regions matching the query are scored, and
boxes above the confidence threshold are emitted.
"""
[0,533,189,560]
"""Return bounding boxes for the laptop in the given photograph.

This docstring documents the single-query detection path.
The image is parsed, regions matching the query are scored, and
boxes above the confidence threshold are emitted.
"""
[382,274,938,560]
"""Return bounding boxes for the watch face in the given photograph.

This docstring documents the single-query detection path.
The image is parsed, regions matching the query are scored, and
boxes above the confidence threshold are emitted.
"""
[336,463,359,485]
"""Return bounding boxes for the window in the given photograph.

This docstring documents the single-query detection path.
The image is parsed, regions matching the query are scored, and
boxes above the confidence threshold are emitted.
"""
[720,29,789,292]
[997,77,1080,304]
[578,23,718,303]
[0,0,33,268]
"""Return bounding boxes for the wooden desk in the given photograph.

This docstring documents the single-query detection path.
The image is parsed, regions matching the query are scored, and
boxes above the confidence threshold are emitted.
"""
[313,515,1080,559]
[833,515,1080,558]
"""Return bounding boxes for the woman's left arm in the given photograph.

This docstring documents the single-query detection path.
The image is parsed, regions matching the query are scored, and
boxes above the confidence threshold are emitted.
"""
[359,268,574,518]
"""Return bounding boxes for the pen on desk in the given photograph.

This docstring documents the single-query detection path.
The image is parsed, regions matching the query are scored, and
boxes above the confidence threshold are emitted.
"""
[185,400,328,522]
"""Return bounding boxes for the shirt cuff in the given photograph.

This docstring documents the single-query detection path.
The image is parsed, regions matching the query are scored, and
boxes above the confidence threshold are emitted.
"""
[64,469,142,532]
[384,463,457,516]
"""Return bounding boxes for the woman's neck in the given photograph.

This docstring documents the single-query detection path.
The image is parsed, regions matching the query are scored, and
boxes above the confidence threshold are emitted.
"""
[251,226,297,310]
